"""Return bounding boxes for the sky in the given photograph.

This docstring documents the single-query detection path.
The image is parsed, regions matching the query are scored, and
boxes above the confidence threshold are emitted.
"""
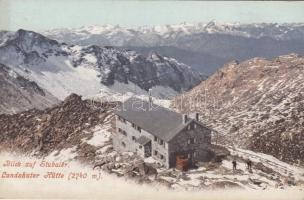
[1,0,304,31]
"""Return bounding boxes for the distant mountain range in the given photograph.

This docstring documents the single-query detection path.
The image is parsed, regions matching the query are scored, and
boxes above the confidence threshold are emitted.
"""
[172,53,304,164]
[43,21,304,75]
[0,29,203,113]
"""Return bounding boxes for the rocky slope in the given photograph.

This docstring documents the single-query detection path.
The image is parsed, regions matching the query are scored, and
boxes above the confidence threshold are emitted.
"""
[0,29,203,101]
[90,145,304,191]
[172,54,304,165]
[1,94,303,191]
[0,63,59,114]
[43,22,304,74]
[0,93,117,162]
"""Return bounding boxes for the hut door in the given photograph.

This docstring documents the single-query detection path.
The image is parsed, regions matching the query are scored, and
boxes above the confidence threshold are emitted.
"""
[144,141,152,157]
[187,151,195,166]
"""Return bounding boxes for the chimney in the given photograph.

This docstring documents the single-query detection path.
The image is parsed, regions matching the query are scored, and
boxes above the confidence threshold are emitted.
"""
[182,114,188,124]
[148,88,152,105]
[195,112,199,121]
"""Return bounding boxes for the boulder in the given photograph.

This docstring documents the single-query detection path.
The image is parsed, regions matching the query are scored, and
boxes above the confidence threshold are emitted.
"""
[137,162,158,176]
[255,162,275,174]
[249,178,266,187]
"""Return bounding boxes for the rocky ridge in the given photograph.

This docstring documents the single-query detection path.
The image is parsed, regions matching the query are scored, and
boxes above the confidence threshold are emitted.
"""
[172,54,304,164]
[0,94,117,160]
[0,63,59,114]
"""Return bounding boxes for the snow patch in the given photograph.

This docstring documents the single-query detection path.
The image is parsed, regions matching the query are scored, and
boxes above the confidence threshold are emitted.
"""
[86,125,111,147]
[46,146,78,162]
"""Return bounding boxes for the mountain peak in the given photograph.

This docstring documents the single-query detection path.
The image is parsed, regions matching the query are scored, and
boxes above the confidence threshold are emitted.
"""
[205,20,217,27]
[16,29,27,34]
[63,93,82,103]
[15,29,46,40]
[147,51,164,62]
[3,29,60,52]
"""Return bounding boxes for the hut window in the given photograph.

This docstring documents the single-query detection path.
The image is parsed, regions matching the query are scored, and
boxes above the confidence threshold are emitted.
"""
[118,116,126,123]
[154,136,157,141]
[154,150,158,155]
[121,142,126,147]
[132,136,136,141]
[119,117,126,123]
[191,123,195,129]
[188,138,195,144]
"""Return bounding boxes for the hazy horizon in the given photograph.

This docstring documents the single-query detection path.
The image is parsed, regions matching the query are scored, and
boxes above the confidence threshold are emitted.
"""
[1,1,304,31]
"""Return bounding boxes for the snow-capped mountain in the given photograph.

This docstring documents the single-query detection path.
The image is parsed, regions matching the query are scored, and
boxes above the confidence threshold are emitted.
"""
[44,21,304,44]
[43,22,304,75]
[172,54,304,165]
[0,63,59,114]
[0,29,203,102]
